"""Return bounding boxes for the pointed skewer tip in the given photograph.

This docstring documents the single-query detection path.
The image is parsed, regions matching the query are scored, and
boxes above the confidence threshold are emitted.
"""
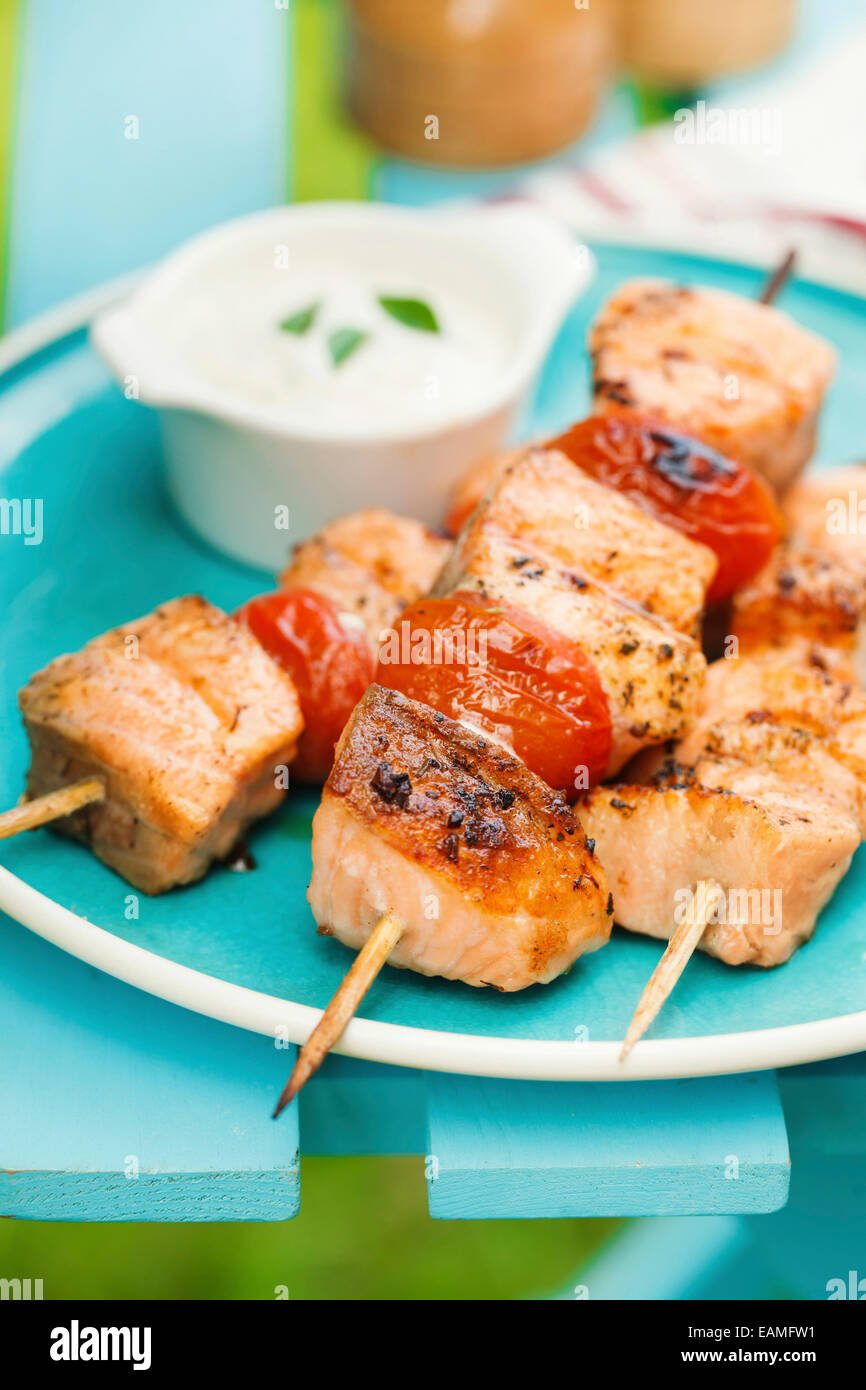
[271,910,404,1115]
[618,879,719,1061]
[271,1092,292,1121]
[757,248,797,305]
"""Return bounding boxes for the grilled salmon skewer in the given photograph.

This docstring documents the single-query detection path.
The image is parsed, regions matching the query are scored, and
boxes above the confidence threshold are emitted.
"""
[237,508,449,784]
[585,651,866,1052]
[589,278,835,493]
[730,540,866,684]
[782,464,866,575]
[449,259,808,574]
[274,685,611,1113]
[446,415,782,605]
[7,513,446,883]
[13,596,304,893]
[277,453,717,1106]
[379,448,714,792]
[250,446,717,795]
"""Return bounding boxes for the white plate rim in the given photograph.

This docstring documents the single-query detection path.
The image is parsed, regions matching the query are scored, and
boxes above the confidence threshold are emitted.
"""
[3,864,866,1080]
[3,256,866,1082]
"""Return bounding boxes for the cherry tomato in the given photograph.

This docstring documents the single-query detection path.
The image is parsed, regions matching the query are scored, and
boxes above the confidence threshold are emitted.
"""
[548,414,783,602]
[374,592,611,792]
[236,589,374,783]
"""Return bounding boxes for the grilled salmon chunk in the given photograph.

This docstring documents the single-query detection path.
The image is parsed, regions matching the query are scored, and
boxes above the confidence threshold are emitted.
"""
[438,535,705,775]
[684,655,866,763]
[308,686,611,991]
[587,651,866,965]
[632,653,866,830]
[19,596,304,893]
[783,464,866,573]
[668,654,866,831]
[434,470,707,776]
[582,760,859,967]
[279,508,450,649]
[445,448,717,635]
[730,541,866,683]
[590,279,835,491]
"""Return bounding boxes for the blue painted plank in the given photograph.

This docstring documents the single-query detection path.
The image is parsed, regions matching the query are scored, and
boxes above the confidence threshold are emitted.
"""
[300,1056,427,1156]
[5,0,288,326]
[777,1052,866,1158]
[737,1054,866,1298]
[426,1073,789,1220]
[0,920,299,1222]
[547,1216,756,1301]
[544,1049,866,1299]
[747,1157,866,1300]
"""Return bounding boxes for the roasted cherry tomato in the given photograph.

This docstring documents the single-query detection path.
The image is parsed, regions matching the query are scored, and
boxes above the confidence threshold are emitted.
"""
[548,415,783,602]
[236,589,374,783]
[374,592,611,793]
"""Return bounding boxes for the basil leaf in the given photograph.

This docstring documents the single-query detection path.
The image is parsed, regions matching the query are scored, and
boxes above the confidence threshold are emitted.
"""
[279,301,320,334]
[328,327,369,367]
[378,295,439,333]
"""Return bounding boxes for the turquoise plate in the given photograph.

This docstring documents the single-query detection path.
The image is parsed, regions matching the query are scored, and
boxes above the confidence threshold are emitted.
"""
[2,243,866,1080]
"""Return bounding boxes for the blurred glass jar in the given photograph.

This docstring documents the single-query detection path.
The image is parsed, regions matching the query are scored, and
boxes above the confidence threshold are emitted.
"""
[620,0,794,87]
[345,0,615,168]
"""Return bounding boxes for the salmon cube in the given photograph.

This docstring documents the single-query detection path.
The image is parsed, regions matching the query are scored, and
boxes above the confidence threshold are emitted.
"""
[19,596,303,893]
[783,464,866,573]
[448,448,716,635]
[435,455,707,775]
[308,685,611,991]
[590,279,835,491]
[280,508,450,649]
[582,760,859,966]
[730,541,866,683]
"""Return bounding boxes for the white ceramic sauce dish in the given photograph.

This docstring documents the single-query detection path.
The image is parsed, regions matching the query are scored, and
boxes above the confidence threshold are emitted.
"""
[92,201,593,571]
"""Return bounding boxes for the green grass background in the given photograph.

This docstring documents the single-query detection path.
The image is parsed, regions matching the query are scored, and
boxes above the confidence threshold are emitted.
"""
[0,1158,616,1300]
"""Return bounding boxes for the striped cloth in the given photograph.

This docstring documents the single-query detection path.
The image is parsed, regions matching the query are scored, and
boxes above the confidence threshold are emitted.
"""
[520,19,866,294]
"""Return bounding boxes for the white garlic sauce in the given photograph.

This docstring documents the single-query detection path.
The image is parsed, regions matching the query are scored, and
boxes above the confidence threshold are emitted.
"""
[156,257,507,433]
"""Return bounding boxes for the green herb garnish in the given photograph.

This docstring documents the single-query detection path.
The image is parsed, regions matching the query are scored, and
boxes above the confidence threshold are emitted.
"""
[328,326,369,367]
[279,301,320,335]
[378,296,439,333]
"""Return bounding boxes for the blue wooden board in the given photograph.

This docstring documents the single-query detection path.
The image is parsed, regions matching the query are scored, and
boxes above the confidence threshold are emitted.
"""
[5,0,287,328]
[299,1055,428,1157]
[0,913,792,1224]
[0,919,300,1222]
[562,1057,866,1297]
[2,244,866,1057]
[549,1216,758,1300]
[426,1072,789,1220]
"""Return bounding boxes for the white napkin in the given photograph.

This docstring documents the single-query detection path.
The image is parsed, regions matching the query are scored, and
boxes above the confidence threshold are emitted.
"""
[521,21,866,291]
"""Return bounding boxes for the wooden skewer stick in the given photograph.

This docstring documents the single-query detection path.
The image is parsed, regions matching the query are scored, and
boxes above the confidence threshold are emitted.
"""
[0,777,106,841]
[619,879,720,1061]
[617,253,794,1061]
[757,248,797,305]
[273,910,404,1118]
